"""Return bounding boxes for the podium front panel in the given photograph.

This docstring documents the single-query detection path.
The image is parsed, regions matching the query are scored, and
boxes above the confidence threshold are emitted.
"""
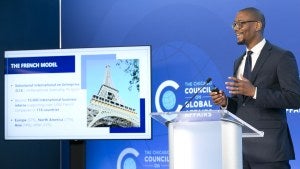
[152,110,262,169]
[168,121,242,169]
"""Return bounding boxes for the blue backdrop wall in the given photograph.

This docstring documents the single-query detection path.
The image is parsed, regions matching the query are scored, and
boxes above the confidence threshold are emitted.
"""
[61,0,300,168]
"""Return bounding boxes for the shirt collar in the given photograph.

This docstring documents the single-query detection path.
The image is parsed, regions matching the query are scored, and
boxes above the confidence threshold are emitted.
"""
[246,38,266,54]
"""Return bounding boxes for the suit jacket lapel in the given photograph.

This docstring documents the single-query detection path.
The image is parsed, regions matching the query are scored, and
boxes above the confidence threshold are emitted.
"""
[234,53,245,76]
[250,41,272,82]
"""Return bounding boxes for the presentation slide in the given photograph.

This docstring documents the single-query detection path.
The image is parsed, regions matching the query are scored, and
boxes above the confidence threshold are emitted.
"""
[4,46,151,140]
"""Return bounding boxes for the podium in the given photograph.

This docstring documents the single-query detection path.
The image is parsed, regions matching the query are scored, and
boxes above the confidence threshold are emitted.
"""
[151,110,264,169]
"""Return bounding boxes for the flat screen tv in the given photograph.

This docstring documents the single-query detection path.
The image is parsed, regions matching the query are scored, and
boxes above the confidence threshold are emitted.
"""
[4,46,151,140]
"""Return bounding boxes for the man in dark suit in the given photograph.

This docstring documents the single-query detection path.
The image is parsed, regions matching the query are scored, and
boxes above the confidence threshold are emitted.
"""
[210,7,300,169]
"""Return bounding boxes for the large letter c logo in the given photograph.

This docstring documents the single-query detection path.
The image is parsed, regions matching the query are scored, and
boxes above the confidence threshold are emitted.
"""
[155,80,183,112]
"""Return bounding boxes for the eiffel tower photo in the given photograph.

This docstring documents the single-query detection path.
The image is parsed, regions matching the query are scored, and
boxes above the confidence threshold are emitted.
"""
[87,64,140,128]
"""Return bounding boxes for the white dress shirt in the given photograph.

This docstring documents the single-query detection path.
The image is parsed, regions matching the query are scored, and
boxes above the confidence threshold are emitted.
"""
[237,39,266,99]
[236,39,266,79]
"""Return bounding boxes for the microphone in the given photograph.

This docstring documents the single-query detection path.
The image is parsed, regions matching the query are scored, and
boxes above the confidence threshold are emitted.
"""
[180,78,212,111]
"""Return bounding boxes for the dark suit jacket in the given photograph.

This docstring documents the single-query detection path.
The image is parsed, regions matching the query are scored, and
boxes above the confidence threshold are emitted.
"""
[227,41,300,162]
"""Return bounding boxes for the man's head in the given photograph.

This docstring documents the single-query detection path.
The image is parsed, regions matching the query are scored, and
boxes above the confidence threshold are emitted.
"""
[232,7,265,49]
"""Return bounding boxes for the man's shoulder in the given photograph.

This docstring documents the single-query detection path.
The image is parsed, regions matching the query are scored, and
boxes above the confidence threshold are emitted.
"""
[265,40,291,54]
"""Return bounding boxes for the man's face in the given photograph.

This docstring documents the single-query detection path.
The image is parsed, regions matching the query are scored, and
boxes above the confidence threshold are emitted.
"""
[232,11,259,47]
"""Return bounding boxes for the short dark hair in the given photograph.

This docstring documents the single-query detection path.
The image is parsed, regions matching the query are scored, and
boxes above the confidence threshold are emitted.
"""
[240,7,265,31]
